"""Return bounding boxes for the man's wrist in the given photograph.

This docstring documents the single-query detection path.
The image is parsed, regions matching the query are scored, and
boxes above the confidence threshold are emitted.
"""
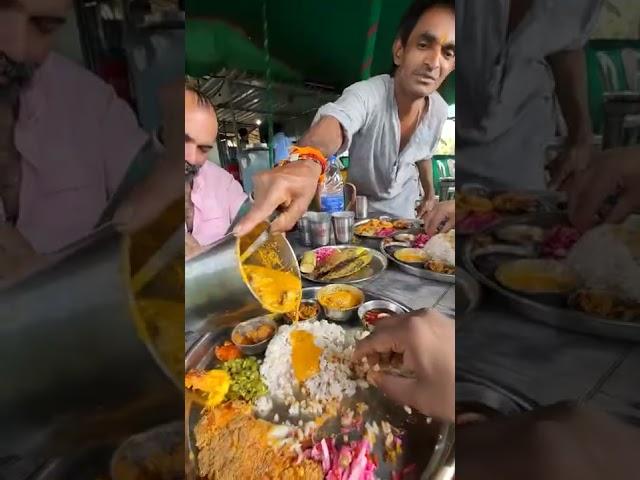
[425,190,436,201]
[299,158,323,178]
[290,146,327,175]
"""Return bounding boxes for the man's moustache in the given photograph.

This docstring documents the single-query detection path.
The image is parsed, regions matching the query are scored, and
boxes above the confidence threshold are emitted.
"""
[0,52,36,87]
[414,70,437,80]
[185,161,201,180]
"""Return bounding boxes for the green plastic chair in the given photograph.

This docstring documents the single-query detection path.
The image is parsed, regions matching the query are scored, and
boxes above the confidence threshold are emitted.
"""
[432,155,453,197]
[586,40,640,134]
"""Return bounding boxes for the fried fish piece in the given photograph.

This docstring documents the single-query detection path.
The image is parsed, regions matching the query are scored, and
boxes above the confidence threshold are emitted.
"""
[315,248,372,280]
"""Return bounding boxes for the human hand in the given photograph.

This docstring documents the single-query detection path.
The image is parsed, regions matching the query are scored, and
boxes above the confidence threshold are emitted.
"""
[416,195,438,218]
[233,159,322,235]
[352,309,454,421]
[457,403,640,480]
[548,141,593,191]
[421,200,455,235]
[568,147,640,231]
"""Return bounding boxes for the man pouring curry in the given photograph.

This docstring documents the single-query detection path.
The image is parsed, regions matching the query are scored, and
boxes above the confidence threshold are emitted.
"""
[234,0,456,238]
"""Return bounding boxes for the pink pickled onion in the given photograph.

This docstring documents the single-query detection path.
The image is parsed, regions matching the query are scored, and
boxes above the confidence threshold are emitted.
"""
[377,228,396,237]
[346,440,369,480]
[306,437,377,480]
[413,233,431,248]
[457,212,500,234]
[315,247,338,264]
[321,438,331,473]
[541,225,580,258]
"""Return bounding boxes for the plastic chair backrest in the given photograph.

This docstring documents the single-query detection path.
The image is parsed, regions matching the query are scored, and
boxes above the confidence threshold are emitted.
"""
[621,48,640,91]
[431,157,451,195]
[596,51,621,91]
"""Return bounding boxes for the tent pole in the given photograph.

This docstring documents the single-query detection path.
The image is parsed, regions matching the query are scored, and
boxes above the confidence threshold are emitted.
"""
[361,0,383,80]
[263,0,275,167]
[228,79,240,171]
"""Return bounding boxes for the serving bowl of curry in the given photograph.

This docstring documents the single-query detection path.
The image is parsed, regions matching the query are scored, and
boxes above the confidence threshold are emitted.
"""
[317,284,365,322]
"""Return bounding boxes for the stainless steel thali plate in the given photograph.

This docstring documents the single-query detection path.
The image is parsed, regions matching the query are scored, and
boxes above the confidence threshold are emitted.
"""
[380,240,455,284]
[462,212,640,342]
[456,189,561,236]
[185,287,454,480]
[299,245,388,284]
[354,217,422,239]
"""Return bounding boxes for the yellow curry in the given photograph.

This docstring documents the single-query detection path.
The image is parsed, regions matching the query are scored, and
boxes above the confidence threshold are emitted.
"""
[290,330,322,383]
[241,265,302,314]
[238,228,302,317]
[318,289,362,310]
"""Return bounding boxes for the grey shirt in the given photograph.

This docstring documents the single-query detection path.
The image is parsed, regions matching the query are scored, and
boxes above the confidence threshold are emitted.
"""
[456,0,602,191]
[314,74,448,219]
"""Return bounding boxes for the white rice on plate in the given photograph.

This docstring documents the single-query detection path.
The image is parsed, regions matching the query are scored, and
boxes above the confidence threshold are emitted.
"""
[567,223,640,302]
[422,229,455,266]
[260,320,366,415]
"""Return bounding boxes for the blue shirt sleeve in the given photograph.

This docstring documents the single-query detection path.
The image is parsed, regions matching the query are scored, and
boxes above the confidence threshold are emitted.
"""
[273,133,293,165]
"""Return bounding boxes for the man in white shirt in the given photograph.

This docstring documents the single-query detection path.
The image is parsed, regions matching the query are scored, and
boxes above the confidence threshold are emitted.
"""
[456,0,601,191]
[235,0,456,234]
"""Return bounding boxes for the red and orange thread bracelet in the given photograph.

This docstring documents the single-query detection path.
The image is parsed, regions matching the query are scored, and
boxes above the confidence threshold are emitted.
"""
[277,146,328,183]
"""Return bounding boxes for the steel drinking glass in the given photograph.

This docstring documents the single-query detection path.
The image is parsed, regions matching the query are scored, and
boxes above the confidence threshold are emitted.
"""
[331,211,355,244]
[306,212,332,247]
[355,196,368,219]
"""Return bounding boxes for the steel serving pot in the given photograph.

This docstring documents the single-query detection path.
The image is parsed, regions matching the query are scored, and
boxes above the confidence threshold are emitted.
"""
[0,227,181,461]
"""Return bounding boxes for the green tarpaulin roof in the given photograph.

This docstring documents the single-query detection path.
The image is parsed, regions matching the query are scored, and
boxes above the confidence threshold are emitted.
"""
[186,0,455,104]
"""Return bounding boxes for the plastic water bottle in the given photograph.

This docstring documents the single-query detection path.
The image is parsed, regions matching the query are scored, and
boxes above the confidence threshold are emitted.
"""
[319,155,345,213]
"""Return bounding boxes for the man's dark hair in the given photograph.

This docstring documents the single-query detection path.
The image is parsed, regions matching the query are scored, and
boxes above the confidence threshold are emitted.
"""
[391,0,454,75]
[396,0,455,46]
[239,127,248,137]
[185,80,215,111]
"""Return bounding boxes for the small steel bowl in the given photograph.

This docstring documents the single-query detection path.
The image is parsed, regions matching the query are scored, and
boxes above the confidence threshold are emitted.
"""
[284,299,321,323]
[317,284,365,322]
[382,239,411,248]
[357,300,405,329]
[231,315,278,355]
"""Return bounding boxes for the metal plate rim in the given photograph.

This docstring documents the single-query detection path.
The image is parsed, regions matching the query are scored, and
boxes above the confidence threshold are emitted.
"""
[353,217,421,239]
[456,192,559,236]
[456,267,481,316]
